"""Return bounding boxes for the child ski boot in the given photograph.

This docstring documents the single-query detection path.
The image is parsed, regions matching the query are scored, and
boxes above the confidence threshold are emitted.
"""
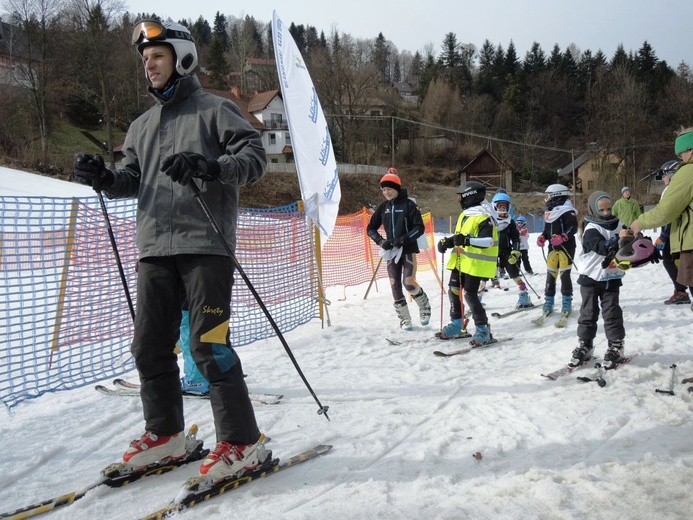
[516,291,533,309]
[568,339,594,368]
[394,300,413,331]
[435,319,470,340]
[541,295,554,317]
[603,339,625,369]
[412,288,431,326]
[561,295,572,317]
[469,324,493,346]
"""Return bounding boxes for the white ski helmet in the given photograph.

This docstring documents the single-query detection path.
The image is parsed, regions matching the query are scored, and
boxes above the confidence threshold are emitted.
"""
[132,19,198,77]
[544,184,571,199]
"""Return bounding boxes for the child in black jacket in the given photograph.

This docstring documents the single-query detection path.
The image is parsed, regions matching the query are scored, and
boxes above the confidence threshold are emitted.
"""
[537,184,578,318]
[492,192,533,309]
[572,191,631,368]
[367,169,431,330]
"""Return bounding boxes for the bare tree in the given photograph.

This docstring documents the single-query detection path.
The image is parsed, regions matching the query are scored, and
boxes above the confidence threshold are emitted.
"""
[2,0,62,160]
[61,0,126,167]
[228,15,262,92]
[311,31,380,163]
[585,65,650,192]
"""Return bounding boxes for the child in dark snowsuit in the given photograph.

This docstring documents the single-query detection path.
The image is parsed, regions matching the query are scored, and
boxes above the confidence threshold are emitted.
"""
[571,191,632,369]
[492,192,533,309]
[537,184,578,317]
[367,169,431,330]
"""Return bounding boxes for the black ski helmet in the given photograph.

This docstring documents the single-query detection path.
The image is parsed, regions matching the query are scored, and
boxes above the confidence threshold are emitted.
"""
[659,159,680,180]
[456,181,486,209]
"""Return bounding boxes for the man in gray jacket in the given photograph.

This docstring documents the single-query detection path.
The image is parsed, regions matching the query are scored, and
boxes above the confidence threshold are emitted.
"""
[74,20,268,484]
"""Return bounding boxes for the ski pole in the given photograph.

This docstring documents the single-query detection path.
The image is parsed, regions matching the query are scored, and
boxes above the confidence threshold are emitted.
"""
[97,191,136,321]
[656,364,677,396]
[188,182,330,420]
[519,268,541,299]
[364,256,383,300]
[439,250,445,331]
[456,246,466,328]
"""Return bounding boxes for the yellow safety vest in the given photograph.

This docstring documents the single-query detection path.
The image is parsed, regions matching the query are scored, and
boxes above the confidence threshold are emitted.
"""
[446,213,499,278]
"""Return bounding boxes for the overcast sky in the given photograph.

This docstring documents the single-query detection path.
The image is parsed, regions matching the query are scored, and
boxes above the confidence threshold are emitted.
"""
[135,0,690,67]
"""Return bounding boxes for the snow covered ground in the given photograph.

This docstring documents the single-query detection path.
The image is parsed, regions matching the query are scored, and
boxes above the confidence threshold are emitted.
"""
[2,168,693,520]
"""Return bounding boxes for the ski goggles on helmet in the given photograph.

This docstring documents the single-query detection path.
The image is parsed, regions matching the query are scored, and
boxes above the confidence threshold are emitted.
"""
[131,20,194,47]
[132,20,166,46]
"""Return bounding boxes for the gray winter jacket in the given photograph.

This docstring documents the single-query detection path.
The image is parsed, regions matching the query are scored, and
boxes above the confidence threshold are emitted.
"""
[106,74,267,259]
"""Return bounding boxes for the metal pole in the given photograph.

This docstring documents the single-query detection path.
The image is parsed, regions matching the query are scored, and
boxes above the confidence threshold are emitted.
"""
[188,182,330,420]
[391,116,395,166]
[98,192,136,322]
[571,148,576,205]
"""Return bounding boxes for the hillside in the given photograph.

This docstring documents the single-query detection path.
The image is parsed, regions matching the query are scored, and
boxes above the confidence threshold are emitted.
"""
[241,166,553,218]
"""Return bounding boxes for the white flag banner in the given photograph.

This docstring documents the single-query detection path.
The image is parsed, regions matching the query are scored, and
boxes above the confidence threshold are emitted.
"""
[271,10,341,240]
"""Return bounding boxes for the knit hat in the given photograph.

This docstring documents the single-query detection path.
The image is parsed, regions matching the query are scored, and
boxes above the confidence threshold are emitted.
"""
[380,170,401,191]
[621,186,631,194]
[675,130,693,156]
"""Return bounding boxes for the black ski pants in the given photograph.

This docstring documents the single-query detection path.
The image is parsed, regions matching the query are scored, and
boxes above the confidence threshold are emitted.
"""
[520,249,533,273]
[661,240,689,294]
[577,284,625,343]
[387,252,420,302]
[132,254,260,444]
[447,269,487,326]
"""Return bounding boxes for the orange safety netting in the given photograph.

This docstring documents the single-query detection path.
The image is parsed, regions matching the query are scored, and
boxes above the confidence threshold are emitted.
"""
[321,208,438,289]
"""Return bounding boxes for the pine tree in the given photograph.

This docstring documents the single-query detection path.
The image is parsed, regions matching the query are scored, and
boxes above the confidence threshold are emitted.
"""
[207,35,230,90]
[212,12,229,51]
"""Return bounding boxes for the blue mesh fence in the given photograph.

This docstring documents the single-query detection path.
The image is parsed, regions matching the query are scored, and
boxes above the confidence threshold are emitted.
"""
[0,196,317,409]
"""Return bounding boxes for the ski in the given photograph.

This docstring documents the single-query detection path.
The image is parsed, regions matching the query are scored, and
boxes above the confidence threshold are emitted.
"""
[531,312,551,326]
[386,337,435,345]
[541,357,597,380]
[140,444,333,520]
[385,331,473,346]
[433,337,512,357]
[576,356,636,386]
[0,426,207,520]
[554,313,570,328]
[96,380,283,405]
[491,306,539,319]
[576,363,608,387]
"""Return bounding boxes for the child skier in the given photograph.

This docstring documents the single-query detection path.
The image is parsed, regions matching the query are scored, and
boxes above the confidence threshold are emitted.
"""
[536,184,578,318]
[571,191,632,369]
[367,169,431,330]
[516,216,534,274]
[492,192,533,309]
[437,181,499,345]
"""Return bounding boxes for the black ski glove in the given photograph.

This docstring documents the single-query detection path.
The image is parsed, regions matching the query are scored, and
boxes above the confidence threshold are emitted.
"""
[381,240,394,250]
[393,236,406,248]
[161,152,221,186]
[73,153,114,192]
[453,234,470,247]
[437,236,453,254]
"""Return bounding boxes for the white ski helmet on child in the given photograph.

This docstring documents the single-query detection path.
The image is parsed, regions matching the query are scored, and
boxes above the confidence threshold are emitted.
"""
[545,184,570,199]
